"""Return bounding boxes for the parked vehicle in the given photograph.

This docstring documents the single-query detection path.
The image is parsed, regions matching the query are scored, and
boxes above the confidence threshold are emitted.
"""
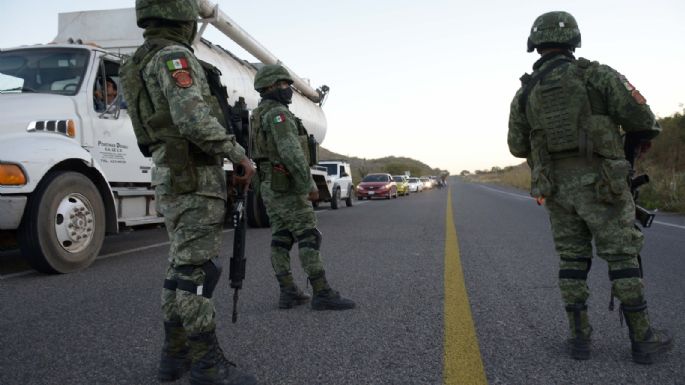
[356,173,397,200]
[317,160,354,209]
[407,177,423,193]
[392,175,409,196]
[420,176,432,190]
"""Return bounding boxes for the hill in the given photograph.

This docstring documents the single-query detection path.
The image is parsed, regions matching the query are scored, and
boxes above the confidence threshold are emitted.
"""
[318,147,445,184]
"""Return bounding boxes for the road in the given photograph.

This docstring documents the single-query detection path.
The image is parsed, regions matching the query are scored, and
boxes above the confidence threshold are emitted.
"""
[1,178,683,385]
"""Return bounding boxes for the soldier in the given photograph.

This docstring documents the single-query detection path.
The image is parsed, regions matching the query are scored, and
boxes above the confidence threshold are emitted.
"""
[508,11,672,364]
[120,1,257,384]
[250,64,356,311]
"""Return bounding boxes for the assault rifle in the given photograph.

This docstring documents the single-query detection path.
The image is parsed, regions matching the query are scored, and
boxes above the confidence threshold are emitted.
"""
[228,97,250,323]
[624,132,655,228]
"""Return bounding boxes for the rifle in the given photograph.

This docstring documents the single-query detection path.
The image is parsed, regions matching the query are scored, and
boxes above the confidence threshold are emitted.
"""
[228,97,250,323]
[624,132,655,228]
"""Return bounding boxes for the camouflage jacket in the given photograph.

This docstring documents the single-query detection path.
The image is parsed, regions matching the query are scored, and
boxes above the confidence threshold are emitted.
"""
[140,44,246,198]
[508,52,657,162]
[251,99,316,195]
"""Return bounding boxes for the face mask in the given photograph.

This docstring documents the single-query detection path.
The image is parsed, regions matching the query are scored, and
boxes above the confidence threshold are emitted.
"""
[264,86,293,105]
[278,87,293,104]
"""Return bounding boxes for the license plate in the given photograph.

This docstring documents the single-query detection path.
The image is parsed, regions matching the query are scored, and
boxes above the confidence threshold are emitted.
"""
[368,191,375,195]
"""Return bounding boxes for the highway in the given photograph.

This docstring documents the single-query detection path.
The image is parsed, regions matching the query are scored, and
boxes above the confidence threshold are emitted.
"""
[1,177,683,385]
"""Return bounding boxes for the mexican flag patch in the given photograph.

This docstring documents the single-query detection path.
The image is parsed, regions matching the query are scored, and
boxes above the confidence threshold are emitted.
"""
[274,113,287,124]
[166,57,189,71]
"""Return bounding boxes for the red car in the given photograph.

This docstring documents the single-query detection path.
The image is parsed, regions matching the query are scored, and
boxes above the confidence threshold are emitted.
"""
[356,173,398,200]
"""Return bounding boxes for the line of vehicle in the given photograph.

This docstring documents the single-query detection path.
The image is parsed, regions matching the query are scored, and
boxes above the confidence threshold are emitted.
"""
[443,188,487,385]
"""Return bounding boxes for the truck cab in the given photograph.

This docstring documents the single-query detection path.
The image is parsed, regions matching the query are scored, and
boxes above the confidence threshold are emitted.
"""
[0,44,159,273]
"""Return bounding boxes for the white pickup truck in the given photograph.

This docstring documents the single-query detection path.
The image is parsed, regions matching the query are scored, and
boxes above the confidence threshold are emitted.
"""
[317,160,354,209]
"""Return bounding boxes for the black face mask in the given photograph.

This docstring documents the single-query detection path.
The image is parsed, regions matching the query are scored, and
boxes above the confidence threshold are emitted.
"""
[263,86,293,105]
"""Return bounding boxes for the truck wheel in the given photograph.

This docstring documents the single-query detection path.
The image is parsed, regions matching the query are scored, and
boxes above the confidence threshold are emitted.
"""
[331,188,340,210]
[18,171,105,274]
[246,189,270,228]
[345,188,353,207]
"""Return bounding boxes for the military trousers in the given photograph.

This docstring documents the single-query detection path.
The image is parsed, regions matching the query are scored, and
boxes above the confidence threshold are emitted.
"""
[157,190,226,334]
[260,181,325,278]
[546,162,646,319]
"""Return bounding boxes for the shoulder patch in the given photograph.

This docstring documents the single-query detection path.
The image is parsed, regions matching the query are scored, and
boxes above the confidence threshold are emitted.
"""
[273,113,287,124]
[166,56,189,71]
[172,70,193,88]
[618,74,646,104]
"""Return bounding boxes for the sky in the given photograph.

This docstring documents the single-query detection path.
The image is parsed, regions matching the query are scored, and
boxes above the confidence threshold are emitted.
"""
[1,0,684,174]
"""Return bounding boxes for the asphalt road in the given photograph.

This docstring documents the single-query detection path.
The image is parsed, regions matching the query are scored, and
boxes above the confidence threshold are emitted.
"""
[1,178,683,385]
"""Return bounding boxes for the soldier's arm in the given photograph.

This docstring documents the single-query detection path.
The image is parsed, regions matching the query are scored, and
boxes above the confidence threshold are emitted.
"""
[267,109,316,195]
[151,47,246,163]
[508,89,532,158]
[591,64,657,135]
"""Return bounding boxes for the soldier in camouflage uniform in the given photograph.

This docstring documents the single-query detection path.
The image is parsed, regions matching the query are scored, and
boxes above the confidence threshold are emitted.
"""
[120,1,257,384]
[508,11,672,364]
[250,64,355,311]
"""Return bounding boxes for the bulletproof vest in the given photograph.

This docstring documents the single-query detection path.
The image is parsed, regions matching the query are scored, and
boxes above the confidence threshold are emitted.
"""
[120,38,175,157]
[250,102,316,167]
[524,58,594,157]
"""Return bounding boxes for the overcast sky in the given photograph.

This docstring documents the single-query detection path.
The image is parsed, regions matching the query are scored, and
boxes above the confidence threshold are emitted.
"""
[2,0,683,173]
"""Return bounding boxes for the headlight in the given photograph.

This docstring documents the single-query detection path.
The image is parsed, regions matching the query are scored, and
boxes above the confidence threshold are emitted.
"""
[0,163,27,185]
[357,185,365,191]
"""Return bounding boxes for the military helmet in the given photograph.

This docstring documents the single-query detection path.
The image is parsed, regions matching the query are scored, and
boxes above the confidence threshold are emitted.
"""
[254,64,293,91]
[527,11,581,52]
[136,0,199,28]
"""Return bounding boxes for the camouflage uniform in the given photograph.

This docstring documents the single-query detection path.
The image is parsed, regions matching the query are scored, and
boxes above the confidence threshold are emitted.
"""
[508,11,671,364]
[251,65,355,311]
[120,1,256,384]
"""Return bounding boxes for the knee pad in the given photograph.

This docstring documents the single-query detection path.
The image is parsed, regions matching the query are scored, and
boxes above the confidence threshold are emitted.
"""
[170,258,223,299]
[297,228,322,250]
[271,229,295,252]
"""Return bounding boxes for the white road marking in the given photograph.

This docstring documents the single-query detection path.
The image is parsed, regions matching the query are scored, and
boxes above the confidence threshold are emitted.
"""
[475,184,684,231]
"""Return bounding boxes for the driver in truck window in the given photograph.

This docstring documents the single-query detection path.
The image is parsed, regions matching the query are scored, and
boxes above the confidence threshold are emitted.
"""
[94,76,126,112]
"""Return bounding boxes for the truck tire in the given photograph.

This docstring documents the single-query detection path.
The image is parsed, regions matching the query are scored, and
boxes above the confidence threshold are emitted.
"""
[330,188,340,210]
[246,189,270,228]
[345,186,353,207]
[18,171,105,274]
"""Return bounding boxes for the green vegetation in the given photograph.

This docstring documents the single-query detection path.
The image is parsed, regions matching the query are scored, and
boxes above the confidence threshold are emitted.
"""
[318,147,445,185]
[468,110,685,213]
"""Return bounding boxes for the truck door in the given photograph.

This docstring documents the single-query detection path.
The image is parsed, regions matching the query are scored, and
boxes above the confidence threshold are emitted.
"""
[87,55,153,184]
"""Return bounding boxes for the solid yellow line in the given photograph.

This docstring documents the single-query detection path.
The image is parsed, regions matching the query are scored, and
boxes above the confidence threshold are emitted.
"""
[443,189,488,385]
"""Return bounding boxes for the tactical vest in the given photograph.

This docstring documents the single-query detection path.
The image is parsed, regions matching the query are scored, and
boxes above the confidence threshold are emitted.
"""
[250,103,316,168]
[521,57,593,158]
[120,39,173,157]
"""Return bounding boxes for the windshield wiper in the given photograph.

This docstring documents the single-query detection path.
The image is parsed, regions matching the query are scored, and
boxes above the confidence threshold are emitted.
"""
[0,86,36,93]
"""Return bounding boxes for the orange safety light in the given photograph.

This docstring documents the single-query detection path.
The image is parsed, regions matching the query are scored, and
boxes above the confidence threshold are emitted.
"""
[0,163,27,185]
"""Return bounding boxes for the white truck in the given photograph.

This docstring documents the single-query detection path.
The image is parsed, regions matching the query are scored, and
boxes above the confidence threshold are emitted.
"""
[317,160,354,209]
[0,1,332,273]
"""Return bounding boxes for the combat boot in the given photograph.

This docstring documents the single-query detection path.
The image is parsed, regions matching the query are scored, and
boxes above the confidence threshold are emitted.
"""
[309,271,356,311]
[621,302,673,364]
[564,303,592,360]
[158,321,191,382]
[276,272,311,309]
[188,330,257,385]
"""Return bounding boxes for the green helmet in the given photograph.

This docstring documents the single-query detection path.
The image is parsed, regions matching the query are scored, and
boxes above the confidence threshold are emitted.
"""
[136,0,198,28]
[254,64,293,91]
[527,11,581,52]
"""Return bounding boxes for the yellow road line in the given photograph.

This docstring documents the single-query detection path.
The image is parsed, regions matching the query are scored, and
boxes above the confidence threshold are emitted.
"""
[444,189,488,385]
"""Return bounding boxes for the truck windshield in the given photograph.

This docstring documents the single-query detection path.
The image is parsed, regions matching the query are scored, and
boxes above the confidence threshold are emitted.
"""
[0,48,90,96]
[319,163,337,176]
